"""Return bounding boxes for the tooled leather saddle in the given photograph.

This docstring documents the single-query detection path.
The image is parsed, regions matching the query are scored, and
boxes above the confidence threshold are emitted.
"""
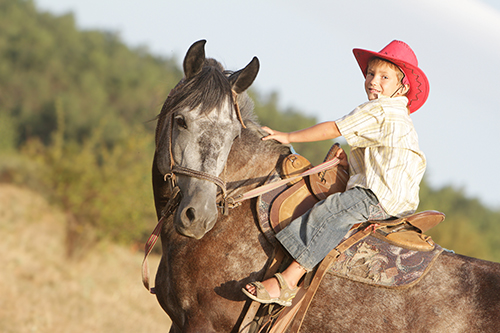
[241,144,446,333]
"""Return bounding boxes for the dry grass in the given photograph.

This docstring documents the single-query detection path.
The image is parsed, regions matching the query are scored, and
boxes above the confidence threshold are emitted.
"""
[0,184,171,333]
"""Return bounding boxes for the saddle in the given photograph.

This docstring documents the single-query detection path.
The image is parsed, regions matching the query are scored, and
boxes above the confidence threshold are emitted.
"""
[242,146,446,333]
[269,146,349,234]
[267,144,443,252]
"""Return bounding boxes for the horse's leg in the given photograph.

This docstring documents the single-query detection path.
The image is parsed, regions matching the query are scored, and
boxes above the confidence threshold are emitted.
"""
[167,320,216,333]
[168,323,182,333]
[183,316,217,333]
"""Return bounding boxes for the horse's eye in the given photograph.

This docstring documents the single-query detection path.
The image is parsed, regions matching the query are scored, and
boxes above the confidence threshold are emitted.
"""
[175,116,187,129]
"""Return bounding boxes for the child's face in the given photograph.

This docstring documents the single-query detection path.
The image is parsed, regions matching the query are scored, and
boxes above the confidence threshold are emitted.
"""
[365,62,407,100]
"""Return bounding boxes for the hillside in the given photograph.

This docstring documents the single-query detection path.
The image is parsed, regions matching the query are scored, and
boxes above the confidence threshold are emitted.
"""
[0,184,171,332]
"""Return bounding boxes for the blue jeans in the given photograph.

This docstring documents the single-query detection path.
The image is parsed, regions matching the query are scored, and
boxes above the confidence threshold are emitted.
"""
[275,187,390,270]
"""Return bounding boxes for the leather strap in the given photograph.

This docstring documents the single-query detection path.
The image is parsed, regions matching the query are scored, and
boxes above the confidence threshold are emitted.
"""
[288,226,373,332]
[141,186,181,293]
[233,158,340,204]
[239,249,286,333]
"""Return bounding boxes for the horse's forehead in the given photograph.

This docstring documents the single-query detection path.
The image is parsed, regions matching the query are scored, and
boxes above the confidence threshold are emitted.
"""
[184,99,236,126]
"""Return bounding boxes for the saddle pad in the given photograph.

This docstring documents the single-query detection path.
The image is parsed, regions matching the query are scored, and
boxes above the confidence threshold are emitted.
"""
[329,233,443,288]
[257,170,287,245]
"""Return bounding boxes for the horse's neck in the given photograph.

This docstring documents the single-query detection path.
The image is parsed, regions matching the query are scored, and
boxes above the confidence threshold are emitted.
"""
[225,126,289,196]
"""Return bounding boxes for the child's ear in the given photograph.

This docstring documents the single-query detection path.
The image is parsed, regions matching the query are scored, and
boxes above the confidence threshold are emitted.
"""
[402,84,410,95]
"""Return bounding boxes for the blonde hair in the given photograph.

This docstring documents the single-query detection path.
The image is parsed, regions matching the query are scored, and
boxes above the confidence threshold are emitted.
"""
[367,57,405,83]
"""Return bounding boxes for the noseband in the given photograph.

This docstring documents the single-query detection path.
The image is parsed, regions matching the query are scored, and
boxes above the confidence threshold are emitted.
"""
[162,87,246,216]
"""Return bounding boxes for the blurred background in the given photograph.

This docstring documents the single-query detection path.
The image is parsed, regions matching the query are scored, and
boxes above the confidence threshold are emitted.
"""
[1,0,499,331]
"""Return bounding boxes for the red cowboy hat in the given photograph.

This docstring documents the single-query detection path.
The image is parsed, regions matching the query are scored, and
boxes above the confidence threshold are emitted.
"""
[353,40,429,113]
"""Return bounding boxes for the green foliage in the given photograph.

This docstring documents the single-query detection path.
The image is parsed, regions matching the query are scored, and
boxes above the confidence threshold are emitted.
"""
[0,113,18,152]
[21,102,156,256]
[419,180,500,262]
[0,0,181,147]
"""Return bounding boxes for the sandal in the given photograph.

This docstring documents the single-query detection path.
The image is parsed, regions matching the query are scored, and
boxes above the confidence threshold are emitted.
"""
[242,273,298,307]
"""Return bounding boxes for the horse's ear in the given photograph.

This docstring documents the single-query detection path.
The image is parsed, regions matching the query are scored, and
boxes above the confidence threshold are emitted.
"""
[183,40,207,79]
[229,57,260,94]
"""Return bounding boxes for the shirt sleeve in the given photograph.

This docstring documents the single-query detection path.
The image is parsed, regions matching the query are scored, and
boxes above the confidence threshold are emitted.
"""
[336,100,386,148]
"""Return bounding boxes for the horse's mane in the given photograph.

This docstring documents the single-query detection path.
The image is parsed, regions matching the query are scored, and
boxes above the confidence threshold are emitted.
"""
[160,58,242,118]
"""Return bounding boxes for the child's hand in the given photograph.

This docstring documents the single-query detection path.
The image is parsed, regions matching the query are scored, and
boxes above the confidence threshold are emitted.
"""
[335,148,349,169]
[261,126,291,144]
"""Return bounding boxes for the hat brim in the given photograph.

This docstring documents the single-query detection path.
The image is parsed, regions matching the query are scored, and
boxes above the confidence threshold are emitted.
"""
[353,48,429,113]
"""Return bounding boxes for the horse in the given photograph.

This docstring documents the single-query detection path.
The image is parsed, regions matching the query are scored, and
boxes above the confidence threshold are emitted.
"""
[151,40,500,332]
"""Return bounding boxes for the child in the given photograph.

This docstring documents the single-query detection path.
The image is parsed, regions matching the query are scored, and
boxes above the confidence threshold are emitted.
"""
[243,40,429,306]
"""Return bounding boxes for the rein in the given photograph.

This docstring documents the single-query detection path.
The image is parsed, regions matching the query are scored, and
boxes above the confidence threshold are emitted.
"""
[231,157,340,204]
[141,186,181,293]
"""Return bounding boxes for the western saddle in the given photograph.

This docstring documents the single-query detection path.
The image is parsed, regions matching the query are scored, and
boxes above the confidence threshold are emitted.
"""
[240,144,445,333]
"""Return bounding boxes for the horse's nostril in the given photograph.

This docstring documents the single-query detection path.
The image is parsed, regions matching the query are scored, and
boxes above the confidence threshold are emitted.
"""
[186,208,196,222]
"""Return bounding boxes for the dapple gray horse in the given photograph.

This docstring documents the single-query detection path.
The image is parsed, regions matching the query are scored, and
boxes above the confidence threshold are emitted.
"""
[151,40,500,332]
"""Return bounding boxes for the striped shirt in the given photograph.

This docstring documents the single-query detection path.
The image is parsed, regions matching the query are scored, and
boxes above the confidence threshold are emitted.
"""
[336,96,426,217]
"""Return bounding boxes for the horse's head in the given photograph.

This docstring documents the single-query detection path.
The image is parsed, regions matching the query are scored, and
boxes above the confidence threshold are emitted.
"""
[155,40,259,239]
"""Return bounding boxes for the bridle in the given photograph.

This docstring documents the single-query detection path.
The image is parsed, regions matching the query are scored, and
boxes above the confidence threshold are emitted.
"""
[161,87,246,216]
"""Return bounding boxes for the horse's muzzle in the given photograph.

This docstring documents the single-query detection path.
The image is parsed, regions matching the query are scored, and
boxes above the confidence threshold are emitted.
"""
[175,200,218,239]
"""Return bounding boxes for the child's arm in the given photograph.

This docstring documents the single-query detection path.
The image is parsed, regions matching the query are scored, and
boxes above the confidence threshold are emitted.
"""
[261,121,341,144]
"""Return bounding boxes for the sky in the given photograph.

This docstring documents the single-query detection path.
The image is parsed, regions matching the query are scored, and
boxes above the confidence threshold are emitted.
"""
[35,0,500,209]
